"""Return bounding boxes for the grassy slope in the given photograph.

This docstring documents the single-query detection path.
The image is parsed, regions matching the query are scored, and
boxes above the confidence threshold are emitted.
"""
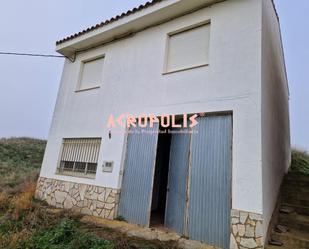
[0,138,178,249]
[0,138,308,249]
[0,138,116,249]
[291,149,309,175]
[0,138,46,191]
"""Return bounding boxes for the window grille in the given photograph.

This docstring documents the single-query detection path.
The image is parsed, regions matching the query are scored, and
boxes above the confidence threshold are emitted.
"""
[57,138,101,177]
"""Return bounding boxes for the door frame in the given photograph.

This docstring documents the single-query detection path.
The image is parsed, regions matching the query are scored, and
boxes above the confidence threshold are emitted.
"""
[118,111,233,233]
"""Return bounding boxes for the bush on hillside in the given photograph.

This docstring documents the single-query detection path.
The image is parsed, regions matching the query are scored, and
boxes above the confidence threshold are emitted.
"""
[291,149,309,175]
[17,218,114,249]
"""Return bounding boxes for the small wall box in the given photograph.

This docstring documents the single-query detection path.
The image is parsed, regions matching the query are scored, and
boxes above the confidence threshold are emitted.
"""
[102,161,114,173]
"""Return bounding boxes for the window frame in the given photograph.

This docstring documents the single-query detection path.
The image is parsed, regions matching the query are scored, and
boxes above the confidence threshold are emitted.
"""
[163,21,211,75]
[55,137,102,179]
[76,55,105,92]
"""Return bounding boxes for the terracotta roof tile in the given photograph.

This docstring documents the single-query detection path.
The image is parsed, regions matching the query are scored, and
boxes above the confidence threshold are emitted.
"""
[56,0,279,46]
[56,0,164,45]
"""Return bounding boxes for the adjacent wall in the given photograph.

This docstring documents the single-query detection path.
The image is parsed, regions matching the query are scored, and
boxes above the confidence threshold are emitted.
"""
[261,0,291,238]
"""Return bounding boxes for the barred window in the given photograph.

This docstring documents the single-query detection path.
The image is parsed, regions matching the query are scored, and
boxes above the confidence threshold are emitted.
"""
[57,138,101,178]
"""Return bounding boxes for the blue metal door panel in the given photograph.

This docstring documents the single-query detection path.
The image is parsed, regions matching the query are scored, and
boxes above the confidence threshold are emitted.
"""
[165,129,191,234]
[188,115,232,249]
[118,123,159,226]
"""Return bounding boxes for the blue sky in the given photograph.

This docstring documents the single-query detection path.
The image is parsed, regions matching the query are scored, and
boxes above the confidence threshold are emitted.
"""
[0,0,308,151]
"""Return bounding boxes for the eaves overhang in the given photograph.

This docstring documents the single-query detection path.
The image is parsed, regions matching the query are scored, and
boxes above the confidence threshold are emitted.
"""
[56,0,225,58]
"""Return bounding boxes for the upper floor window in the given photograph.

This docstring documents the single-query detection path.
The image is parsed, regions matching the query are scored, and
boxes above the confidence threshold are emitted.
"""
[78,56,104,91]
[164,23,210,73]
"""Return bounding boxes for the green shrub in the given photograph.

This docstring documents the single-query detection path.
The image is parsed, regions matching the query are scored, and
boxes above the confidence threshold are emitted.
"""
[18,218,114,249]
[70,233,114,249]
[291,149,309,175]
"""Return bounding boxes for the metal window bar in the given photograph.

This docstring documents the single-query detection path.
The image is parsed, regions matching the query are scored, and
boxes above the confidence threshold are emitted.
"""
[58,138,101,176]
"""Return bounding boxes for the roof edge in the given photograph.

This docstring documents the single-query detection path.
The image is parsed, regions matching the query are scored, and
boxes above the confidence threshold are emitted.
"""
[56,0,224,57]
[56,0,164,45]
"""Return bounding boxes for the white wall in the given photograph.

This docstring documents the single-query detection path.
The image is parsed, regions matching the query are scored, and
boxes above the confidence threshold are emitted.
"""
[261,0,291,238]
[40,0,264,214]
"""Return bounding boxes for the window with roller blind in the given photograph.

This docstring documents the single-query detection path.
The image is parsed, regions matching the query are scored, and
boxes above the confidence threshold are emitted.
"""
[77,56,104,91]
[56,138,101,178]
[164,23,210,73]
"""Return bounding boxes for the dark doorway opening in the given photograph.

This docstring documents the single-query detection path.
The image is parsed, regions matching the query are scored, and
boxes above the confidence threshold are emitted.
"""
[150,128,172,227]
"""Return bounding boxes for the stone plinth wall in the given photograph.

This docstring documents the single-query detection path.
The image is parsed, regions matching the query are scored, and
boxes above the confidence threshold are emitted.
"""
[230,210,264,249]
[35,177,119,220]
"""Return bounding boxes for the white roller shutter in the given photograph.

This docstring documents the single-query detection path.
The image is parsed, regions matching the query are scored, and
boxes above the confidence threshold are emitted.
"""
[166,24,210,72]
[79,57,104,90]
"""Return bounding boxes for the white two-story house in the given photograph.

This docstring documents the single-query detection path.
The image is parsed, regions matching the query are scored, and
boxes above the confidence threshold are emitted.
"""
[36,0,291,248]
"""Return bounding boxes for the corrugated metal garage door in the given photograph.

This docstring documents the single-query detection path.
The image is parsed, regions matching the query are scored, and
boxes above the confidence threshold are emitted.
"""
[188,115,232,249]
[165,129,191,234]
[118,123,159,226]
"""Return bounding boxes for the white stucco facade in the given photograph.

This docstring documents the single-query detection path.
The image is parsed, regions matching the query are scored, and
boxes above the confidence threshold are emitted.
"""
[261,0,291,238]
[38,0,290,246]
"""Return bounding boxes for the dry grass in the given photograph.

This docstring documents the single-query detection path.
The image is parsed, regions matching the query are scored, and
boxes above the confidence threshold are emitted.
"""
[10,182,36,219]
[7,229,31,248]
[0,192,9,211]
[0,138,184,249]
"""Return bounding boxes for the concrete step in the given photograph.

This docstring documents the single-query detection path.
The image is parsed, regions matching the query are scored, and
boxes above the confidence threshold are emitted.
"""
[278,212,309,232]
[282,185,309,194]
[282,182,309,190]
[281,184,309,207]
[281,198,309,210]
[280,204,309,216]
[271,229,309,249]
[286,173,309,182]
[283,180,309,187]
[282,185,309,193]
[281,189,309,201]
[267,173,309,249]
[284,175,309,188]
[282,197,309,206]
